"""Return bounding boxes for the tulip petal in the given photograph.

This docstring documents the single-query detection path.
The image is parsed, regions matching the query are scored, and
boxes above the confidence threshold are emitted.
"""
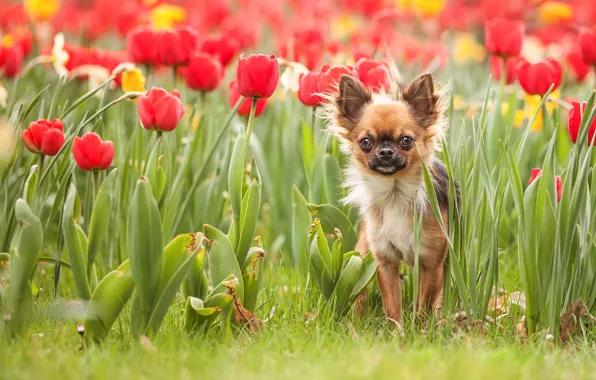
[40,128,65,156]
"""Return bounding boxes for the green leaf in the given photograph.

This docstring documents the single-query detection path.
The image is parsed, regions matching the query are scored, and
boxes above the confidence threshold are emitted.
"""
[83,260,134,343]
[87,169,117,279]
[204,224,244,302]
[62,184,91,300]
[323,154,342,206]
[291,186,311,271]
[236,181,261,266]
[350,252,377,300]
[145,233,200,337]
[228,133,247,243]
[128,177,164,331]
[332,255,363,317]
[307,203,358,252]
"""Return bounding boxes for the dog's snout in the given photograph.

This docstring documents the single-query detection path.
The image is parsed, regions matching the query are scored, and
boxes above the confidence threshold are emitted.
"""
[379,148,395,159]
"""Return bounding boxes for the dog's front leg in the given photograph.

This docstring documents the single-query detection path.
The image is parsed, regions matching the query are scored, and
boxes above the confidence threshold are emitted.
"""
[375,255,402,325]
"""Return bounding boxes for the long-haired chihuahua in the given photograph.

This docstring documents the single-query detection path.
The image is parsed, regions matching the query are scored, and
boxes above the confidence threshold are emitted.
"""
[326,73,452,325]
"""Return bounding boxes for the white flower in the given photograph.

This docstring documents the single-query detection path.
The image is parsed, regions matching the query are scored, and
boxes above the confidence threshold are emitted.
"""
[279,59,309,93]
[52,33,69,77]
[0,120,16,162]
[0,83,7,108]
[69,65,111,97]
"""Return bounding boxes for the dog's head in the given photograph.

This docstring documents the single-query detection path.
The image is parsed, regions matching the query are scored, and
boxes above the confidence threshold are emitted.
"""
[328,73,447,178]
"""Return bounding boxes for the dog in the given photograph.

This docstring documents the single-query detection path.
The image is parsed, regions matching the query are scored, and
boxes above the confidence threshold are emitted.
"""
[326,73,453,324]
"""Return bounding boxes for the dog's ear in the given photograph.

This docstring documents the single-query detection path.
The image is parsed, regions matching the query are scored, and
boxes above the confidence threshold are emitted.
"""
[401,73,440,128]
[335,75,372,131]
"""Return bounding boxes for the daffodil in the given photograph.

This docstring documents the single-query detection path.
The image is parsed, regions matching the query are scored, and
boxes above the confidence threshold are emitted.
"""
[52,33,69,77]
[0,82,7,108]
[452,33,486,66]
[505,91,560,132]
[279,59,309,94]
[330,14,361,40]
[122,68,147,94]
[24,0,60,21]
[0,119,16,162]
[411,0,445,18]
[538,1,573,26]
[151,4,186,30]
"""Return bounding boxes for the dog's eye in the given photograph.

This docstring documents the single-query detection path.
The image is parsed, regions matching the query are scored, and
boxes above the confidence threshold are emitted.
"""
[359,138,373,150]
[399,136,414,150]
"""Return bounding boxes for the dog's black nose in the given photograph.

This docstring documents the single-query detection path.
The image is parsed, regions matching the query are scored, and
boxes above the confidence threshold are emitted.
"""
[379,148,394,159]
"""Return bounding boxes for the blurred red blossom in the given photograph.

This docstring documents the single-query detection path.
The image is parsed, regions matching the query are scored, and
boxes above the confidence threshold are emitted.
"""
[484,19,525,58]
[319,64,358,95]
[229,80,267,117]
[568,101,596,145]
[490,56,520,85]
[180,53,223,92]
[355,58,392,93]
[516,58,562,96]
[298,71,324,107]
[578,27,596,66]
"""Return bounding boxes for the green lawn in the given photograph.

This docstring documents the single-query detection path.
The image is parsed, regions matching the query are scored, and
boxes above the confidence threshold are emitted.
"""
[3,266,596,380]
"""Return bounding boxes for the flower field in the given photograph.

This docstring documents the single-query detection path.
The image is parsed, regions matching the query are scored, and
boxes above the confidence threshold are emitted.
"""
[2,0,596,378]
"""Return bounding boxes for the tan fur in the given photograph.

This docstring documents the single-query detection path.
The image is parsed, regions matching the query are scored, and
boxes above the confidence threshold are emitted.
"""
[329,74,450,325]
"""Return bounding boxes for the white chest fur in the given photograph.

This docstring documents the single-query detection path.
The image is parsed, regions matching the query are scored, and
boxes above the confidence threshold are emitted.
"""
[344,165,427,266]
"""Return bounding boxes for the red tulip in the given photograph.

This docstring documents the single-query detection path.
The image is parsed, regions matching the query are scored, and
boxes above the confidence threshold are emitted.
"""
[516,58,562,96]
[137,88,185,132]
[199,35,240,67]
[229,81,267,117]
[484,19,525,57]
[73,132,114,172]
[529,168,562,203]
[156,26,199,67]
[566,49,591,83]
[319,64,358,95]
[355,58,392,93]
[0,36,23,78]
[236,54,280,99]
[180,53,223,92]
[529,168,543,184]
[298,71,323,107]
[490,56,520,84]
[126,25,157,65]
[568,101,596,144]
[578,27,596,66]
[22,119,65,156]
[556,176,562,203]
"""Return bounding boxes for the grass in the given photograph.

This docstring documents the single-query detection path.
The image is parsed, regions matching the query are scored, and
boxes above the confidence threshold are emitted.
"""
[2,265,596,380]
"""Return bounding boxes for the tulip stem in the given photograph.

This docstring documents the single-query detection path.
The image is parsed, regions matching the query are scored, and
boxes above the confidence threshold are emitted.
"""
[245,97,258,149]
[92,171,99,205]
[38,155,45,177]
[311,107,317,147]
[172,66,178,86]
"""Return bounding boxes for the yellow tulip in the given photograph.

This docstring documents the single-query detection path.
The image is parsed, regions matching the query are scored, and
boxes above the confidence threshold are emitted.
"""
[24,0,60,21]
